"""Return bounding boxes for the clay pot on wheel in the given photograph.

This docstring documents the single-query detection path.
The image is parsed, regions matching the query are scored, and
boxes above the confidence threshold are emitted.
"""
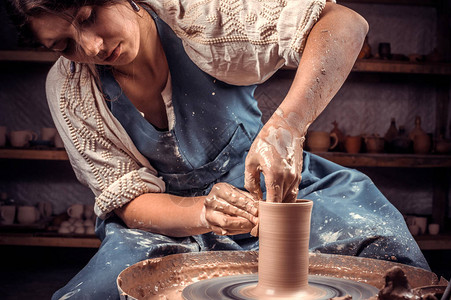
[251,200,314,298]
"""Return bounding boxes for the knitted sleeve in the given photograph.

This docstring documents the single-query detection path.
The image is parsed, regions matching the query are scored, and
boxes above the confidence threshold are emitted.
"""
[145,0,331,85]
[46,58,166,219]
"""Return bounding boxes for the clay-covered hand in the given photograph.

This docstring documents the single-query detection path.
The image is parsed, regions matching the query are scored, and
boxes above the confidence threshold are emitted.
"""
[245,108,305,203]
[201,182,259,235]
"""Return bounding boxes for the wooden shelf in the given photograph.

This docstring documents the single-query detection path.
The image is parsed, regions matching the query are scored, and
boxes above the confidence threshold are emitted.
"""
[0,233,100,248]
[2,51,450,76]
[0,148,68,160]
[2,149,450,167]
[414,234,451,250]
[312,152,451,168]
[353,59,451,75]
[0,50,59,62]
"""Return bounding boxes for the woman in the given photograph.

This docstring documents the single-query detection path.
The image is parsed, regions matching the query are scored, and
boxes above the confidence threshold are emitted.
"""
[9,0,429,299]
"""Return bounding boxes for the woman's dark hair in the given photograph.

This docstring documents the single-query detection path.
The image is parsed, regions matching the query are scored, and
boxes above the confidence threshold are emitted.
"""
[6,0,124,46]
[5,0,147,97]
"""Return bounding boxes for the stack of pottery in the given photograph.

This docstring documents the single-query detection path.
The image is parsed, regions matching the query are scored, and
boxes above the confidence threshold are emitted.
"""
[408,116,431,154]
[58,204,95,235]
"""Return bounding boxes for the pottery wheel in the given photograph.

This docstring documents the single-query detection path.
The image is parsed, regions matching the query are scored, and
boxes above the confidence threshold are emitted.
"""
[182,274,379,300]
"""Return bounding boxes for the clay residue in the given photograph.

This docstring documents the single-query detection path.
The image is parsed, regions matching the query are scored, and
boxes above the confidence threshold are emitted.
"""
[368,266,440,300]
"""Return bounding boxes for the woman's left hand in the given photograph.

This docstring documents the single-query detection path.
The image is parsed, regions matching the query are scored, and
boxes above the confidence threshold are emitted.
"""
[202,182,259,235]
[244,108,305,203]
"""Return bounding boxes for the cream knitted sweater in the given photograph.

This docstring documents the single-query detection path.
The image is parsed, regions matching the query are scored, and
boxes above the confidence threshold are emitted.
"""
[45,0,328,219]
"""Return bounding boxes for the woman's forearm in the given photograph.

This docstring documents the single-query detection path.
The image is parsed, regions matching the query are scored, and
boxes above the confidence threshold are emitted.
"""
[279,3,369,133]
[114,193,210,237]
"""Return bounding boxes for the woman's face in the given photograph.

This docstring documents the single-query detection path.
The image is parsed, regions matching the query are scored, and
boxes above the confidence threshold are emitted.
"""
[29,3,142,65]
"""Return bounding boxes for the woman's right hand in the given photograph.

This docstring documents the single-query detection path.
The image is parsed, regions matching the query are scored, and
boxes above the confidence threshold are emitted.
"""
[201,182,258,235]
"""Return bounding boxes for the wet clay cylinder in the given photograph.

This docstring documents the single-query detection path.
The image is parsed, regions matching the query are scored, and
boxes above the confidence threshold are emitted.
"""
[251,200,320,299]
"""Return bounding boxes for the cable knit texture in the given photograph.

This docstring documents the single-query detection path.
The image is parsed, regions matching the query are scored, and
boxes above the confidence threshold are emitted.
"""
[144,0,328,85]
[45,0,328,218]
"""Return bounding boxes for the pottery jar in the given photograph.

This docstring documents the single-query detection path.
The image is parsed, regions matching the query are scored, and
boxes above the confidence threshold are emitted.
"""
[0,205,16,225]
[345,135,362,154]
[40,127,57,143]
[435,139,451,154]
[253,200,313,298]
[17,206,40,224]
[306,131,338,152]
[428,224,440,235]
[413,134,431,154]
[364,135,385,153]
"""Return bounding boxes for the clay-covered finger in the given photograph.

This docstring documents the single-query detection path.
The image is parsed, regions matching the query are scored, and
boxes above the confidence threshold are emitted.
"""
[228,189,259,216]
[210,224,252,236]
[205,195,257,223]
[244,162,263,200]
[282,178,300,203]
[208,184,258,216]
[206,210,255,232]
[264,175,283,203]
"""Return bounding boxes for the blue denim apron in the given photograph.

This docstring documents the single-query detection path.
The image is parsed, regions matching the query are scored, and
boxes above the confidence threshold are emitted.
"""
[52,11,429,300]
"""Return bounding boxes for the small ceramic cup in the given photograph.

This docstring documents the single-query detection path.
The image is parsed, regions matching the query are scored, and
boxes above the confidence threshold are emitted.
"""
[408,224,420,236]
[40,127,57,143]
[428,223,440,235]
[67,204,84,219]
[345,135,362,154]
[17,206,40,224]
[414,216,428,235]
[9,130,38,148]
[84,204,94,220]
[38,201,53,218]
[364,136,385,153]
[0,205,16,225]
[0,126,7,147]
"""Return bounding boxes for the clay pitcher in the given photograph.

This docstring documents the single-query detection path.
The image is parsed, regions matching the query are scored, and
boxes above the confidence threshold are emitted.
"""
[307,131,338,152]
[251,200,322,298]
[409,116,431,154]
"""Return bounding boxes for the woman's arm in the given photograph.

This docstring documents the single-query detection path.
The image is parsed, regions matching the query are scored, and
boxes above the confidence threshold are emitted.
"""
[115,182,258,237]
[279,3,369,127]
[245,3,369,202]
[115,193,209,237]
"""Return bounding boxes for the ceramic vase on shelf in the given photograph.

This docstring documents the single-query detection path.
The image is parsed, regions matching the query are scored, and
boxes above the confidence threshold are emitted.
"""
[435,135,451,154]
[358,36,372,59]
[384,118,398,153]
[330,121,345,152]
[408,116,431,154]
[364,134,385,153]
[392,126,412,153]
